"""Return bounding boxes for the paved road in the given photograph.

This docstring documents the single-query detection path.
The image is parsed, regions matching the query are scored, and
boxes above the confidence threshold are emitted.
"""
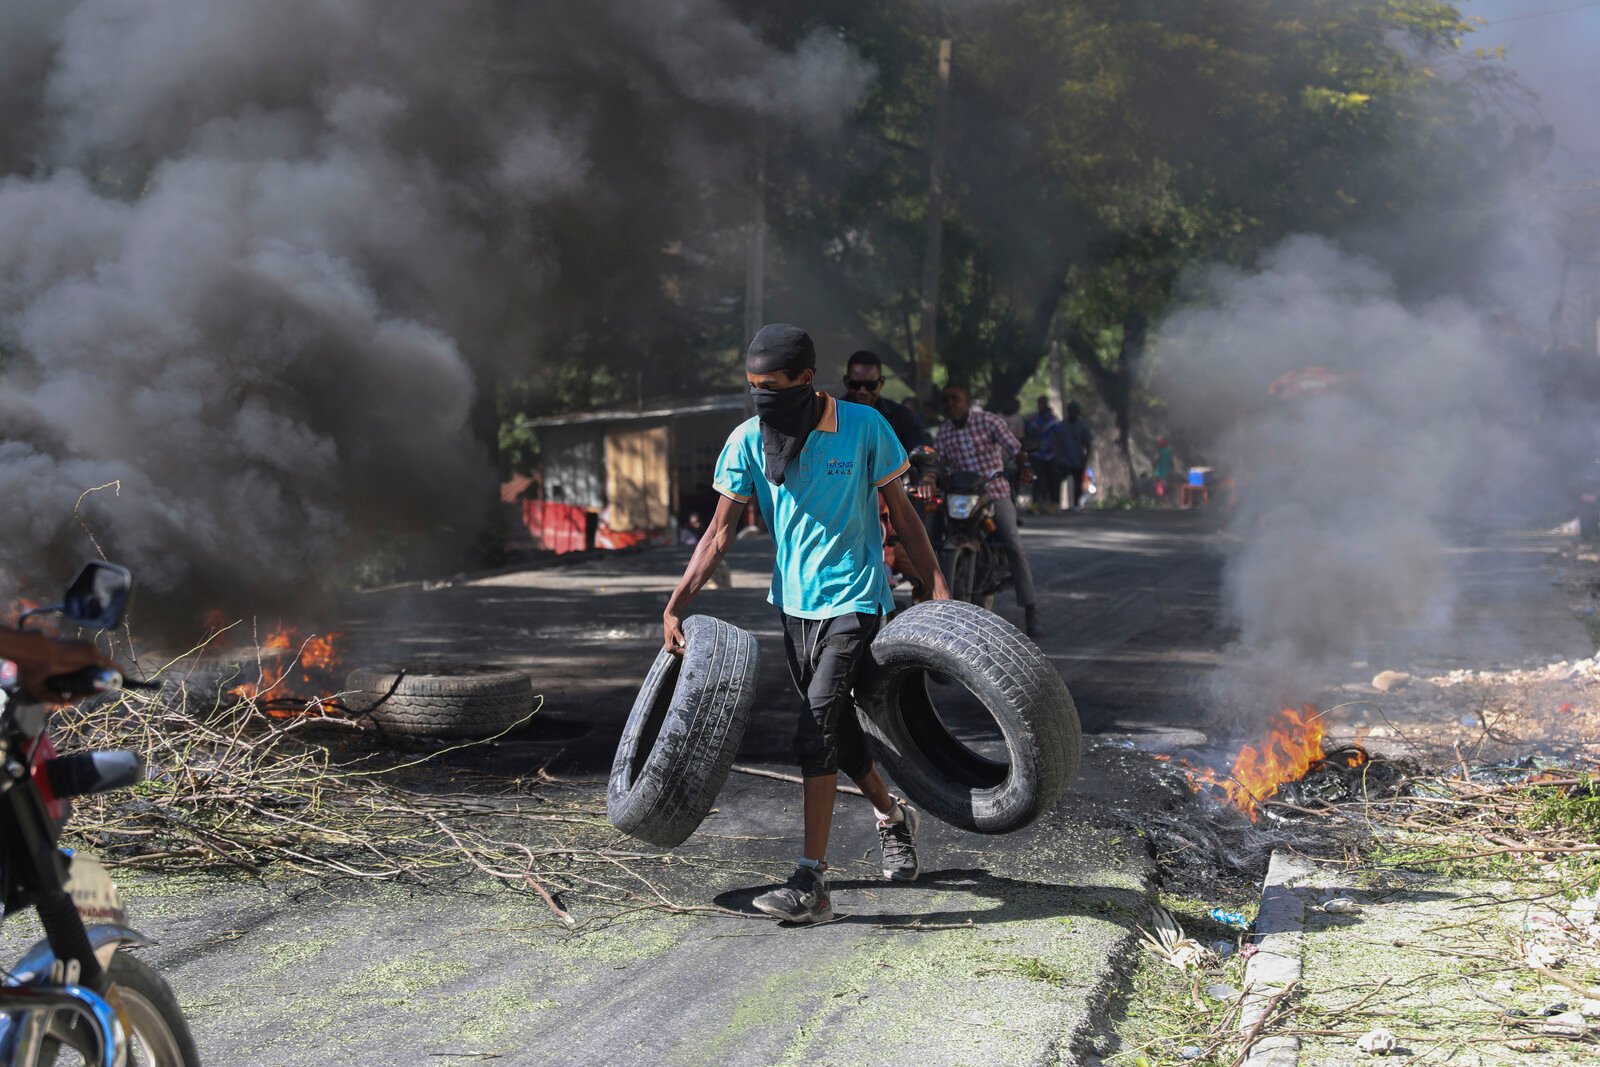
[56,509,1592,1065]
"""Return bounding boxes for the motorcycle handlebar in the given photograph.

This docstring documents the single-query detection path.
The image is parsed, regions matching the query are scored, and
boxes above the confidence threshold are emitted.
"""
[0,628,128,703]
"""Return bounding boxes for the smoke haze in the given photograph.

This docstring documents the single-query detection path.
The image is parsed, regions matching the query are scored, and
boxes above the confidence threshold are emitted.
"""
[1156,219,1588,712]
[0,0,869,620]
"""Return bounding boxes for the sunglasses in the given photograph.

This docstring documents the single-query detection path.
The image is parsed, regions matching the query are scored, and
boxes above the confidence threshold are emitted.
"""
[844,378,883,391]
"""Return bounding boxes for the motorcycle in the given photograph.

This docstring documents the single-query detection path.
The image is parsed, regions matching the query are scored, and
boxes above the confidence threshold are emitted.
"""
[0,562,199,1067]
[941,468,1011,610]
[882,445,944,603]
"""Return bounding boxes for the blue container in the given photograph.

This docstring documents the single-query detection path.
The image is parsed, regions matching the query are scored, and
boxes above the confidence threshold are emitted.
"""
[1187,468,1206,487]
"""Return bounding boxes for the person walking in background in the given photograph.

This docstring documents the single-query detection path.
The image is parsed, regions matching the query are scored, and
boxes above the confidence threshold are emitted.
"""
[1055,401,1094,511]
[1024,397,1062,513]
[1152,437,1176,501]
[935,383,1041,637]
[999,397,1027,445]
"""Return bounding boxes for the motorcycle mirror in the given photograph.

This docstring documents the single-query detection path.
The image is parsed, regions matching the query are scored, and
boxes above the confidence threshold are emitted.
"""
[61,561,133,630]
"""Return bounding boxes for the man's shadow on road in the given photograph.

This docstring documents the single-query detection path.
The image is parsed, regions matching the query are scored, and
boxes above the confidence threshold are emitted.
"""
[711,866,1147,929]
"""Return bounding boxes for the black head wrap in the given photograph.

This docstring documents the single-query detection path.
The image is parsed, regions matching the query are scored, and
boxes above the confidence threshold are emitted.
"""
[745,324,820,485]
[745,324,816,376]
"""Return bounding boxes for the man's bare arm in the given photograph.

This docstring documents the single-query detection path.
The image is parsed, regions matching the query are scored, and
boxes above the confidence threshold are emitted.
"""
[882,478,950,601]
[663,493,747,650]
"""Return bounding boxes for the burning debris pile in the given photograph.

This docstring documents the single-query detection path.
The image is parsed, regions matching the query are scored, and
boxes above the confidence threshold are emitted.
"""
[1165,706,1414,825]
[213,622,346,716]
[44,631,703,928]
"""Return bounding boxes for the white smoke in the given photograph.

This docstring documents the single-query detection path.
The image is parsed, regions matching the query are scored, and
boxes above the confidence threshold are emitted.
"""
[1156,232,1569,707]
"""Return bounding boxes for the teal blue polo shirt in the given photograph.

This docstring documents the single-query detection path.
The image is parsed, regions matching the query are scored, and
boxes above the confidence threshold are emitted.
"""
[714,394,911,620]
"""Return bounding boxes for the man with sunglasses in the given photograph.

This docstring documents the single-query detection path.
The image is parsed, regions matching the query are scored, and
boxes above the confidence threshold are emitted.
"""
[842,351,926,455]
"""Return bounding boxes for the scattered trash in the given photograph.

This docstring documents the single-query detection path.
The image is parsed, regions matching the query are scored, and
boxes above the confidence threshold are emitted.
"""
[1371,670,1411,693]
[1238,942,1259,960]
[1540,1010,1587,1038]
[1458,713,1477,728]
[1210,940,1235,960]
[1209,908,1250,930]
[1179,1047,1204,1061]
[1524,942,1562,969]
[1271,748,1414,814]
[1204,982,1241,1001]
[1355,1027,1398,1056]
[1539,1003,1571,1017]
[1139,906,1211,971]
[1322,897,1362,915]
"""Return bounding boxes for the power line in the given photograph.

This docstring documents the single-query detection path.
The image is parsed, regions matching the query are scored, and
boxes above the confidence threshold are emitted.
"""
[1485,0,1600,26]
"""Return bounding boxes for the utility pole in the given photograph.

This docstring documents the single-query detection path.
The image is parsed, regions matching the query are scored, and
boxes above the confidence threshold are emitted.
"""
[743,137,766,347]
[914,25,953,400]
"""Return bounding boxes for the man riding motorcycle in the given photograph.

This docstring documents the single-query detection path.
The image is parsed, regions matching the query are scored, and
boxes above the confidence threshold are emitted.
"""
[931,384,1040,637]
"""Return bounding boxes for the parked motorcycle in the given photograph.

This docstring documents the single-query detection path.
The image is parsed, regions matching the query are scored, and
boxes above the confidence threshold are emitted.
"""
[941,468,1011,611]
[0,562,199,1067]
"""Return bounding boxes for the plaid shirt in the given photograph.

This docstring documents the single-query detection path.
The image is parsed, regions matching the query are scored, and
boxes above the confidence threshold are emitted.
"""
[935,408,1024,497]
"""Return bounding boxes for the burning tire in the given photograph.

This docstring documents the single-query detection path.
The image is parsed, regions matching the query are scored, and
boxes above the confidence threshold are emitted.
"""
[857,599,1080,833]
[607,615,759,848]
[344,664,535,740]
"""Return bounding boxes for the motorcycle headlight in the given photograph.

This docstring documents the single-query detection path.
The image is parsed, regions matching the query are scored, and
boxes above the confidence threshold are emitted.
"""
[947,494,980,520]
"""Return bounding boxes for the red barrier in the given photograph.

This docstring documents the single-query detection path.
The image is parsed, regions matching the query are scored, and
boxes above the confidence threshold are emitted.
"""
[522,501,589,554]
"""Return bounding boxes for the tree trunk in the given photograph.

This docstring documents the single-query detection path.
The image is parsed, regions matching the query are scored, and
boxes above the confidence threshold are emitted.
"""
[914,31,953,400]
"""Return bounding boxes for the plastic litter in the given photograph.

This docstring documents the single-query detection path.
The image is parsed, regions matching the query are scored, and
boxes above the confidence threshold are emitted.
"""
[1139,906,1210,971]
[1238,942,1259,960]
[1355,1027,1397,1056]
[1540,1010,1587,1038]
[1179,1047,1204,1061]
[1204,982,1241,1001]
[1524,942,1561,968]
[1458,713,1477,728]
[1322,897,1362,915]
[1210,940,1235,960]
[1209,908,1250,929]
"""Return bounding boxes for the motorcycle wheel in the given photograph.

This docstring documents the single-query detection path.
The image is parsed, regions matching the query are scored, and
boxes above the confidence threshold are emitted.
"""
[968,548,997,612]
[949,547,978,605]
[41,952,201,1067]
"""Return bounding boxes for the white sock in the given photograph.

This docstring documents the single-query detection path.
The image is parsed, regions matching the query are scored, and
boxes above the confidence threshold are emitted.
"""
[875,801,904,825]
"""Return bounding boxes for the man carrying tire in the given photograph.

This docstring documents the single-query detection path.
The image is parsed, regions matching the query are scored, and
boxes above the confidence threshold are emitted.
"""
[663,324,951,924]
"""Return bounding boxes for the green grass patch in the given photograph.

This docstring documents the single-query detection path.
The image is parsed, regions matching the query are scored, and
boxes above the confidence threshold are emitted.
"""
[1524,778,1600,838]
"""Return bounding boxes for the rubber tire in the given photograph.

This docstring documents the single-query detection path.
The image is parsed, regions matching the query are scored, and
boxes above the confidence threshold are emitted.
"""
[607,615,759,848]
[44,952,201,1066]
[344,664,534,740]
[857,599,1081,833]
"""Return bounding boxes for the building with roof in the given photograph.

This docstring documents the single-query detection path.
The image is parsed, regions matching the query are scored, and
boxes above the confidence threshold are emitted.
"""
[511,395,751,553]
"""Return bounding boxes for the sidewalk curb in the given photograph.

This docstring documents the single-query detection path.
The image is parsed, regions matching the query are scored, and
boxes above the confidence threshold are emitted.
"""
[1239,850,1313,1067]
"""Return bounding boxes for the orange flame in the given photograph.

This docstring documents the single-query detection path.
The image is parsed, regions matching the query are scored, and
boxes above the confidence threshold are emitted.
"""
[1184,706,1327,821]
[230,625,345,716]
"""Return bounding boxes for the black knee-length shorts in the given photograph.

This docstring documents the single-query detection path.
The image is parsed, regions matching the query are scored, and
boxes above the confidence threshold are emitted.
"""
[781,611,882,780]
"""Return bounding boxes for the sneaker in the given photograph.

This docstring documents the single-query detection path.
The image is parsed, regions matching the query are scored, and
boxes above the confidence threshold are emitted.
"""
[878,802,921,882]
[752,865,833,923]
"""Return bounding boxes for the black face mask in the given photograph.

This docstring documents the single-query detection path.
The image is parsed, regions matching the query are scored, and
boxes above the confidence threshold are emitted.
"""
[751,382,819,485]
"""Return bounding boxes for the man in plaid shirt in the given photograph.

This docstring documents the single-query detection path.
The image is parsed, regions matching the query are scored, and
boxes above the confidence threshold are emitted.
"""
[932,383,1040,637]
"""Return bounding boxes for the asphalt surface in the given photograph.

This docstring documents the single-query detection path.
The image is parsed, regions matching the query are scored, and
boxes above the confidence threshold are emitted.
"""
[27,509,1589,1065]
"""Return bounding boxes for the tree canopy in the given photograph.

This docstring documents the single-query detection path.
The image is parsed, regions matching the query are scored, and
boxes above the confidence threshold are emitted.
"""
[504,0,1539,472]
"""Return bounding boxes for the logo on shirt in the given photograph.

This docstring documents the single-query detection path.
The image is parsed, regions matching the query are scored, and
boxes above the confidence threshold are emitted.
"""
[826,459,855,476]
